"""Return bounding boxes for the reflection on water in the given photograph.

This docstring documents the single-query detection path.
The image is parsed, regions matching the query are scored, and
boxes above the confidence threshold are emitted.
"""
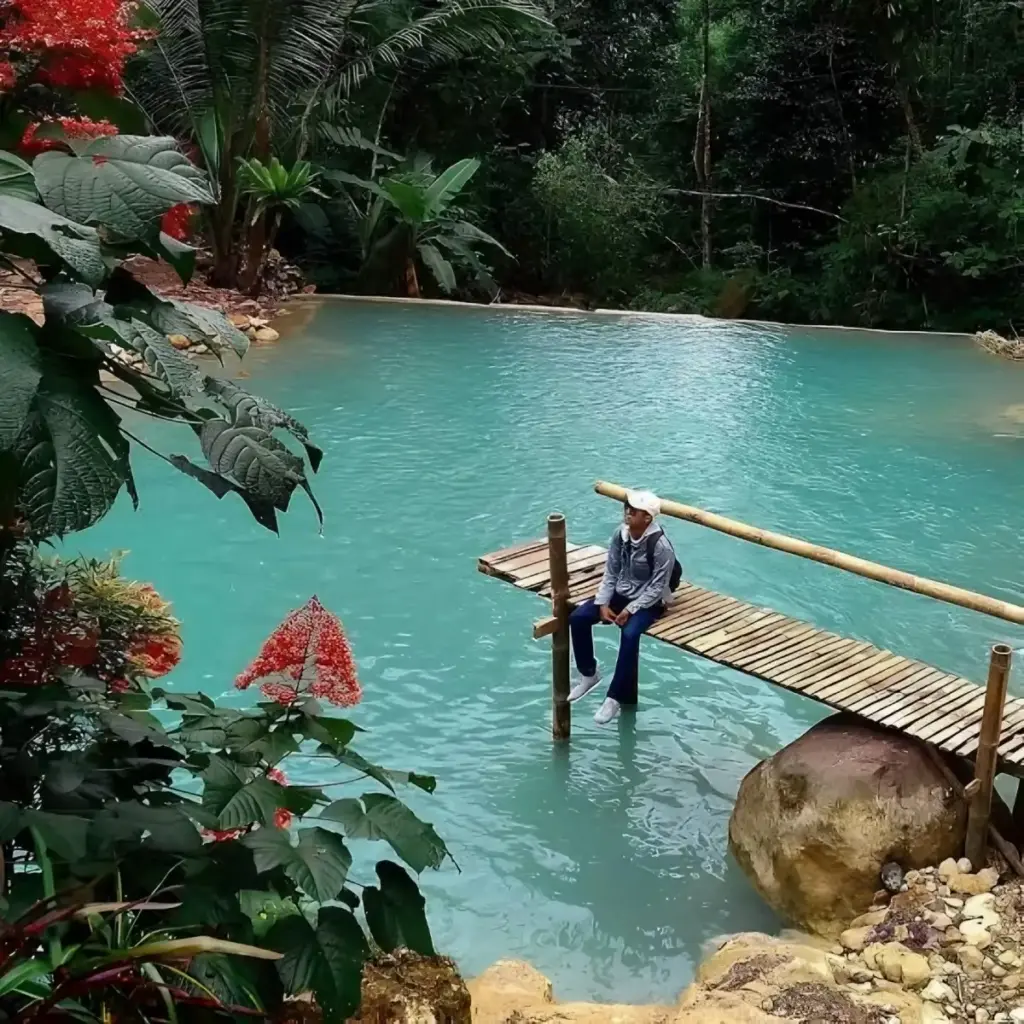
[78,303,1024,1002]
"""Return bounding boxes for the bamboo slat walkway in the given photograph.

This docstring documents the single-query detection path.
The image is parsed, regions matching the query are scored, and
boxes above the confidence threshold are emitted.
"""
[479,538,1024,772]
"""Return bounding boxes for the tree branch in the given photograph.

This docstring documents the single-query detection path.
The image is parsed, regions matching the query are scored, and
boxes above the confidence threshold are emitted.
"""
[664,188,846,222]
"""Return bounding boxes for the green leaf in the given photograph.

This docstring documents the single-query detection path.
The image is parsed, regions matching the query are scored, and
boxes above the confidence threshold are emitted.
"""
[363,861,435,956]
[0,803,22,842]
[243,827,351,903]
[423,158,480,216]
[320,125,401,161]
[418,242,457,293]
[0,313,42,449]
[34,136,212,239]
[239,890,301,939]
[90,802,202,854]
[320,794,447,873]
[380,178,430,224]
[14,371,133,537]
[451,218,513,257]
[0,958,53,998]
[267,908,368,1018]
[203,378,322,471]
[302,715,358,751]
[202,756,285,829]
[197,418,322,527]
[0,151,37,201]
[0,196,104,285]
[148,298,249,360]
[23,810,90,863]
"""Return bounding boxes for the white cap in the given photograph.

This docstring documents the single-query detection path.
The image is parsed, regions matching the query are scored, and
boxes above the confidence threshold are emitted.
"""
[625,489,660,518]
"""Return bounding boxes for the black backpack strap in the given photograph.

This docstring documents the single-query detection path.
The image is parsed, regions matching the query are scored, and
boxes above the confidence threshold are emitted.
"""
[644,529,666,574]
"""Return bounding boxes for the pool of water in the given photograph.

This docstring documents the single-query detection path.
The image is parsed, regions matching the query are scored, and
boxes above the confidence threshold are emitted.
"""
[77,301,1024,1003]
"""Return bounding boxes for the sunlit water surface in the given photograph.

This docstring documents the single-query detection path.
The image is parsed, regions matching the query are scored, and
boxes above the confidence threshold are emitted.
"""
[78,302,1024,1002]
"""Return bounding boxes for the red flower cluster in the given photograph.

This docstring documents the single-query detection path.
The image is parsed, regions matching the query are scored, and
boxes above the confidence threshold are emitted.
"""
[160,203,195,241]
[235,597,362,708]
[0,60,15,90]
[127,632,182,679]
[19,116,116,156]
[0,584,99,685]
[0,0,142,94]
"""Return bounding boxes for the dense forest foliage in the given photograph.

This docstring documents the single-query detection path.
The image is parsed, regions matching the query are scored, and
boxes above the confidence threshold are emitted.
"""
[221,0,1021,334]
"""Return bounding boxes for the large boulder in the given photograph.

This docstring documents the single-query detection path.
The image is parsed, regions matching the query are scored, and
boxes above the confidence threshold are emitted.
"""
[729,714,966,938]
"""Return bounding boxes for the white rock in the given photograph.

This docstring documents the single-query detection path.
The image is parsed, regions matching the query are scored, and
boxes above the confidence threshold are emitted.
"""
[1008,1009,1024,1023]
[961,919,994,948]
[922,978,956,1002]
[978,1010,991,1023]
[938,858,959,879]
[958,857,975,872]
[922,1005,952,1024]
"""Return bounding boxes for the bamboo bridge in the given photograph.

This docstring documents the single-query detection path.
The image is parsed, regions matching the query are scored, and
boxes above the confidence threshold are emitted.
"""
[478,480,1024,870]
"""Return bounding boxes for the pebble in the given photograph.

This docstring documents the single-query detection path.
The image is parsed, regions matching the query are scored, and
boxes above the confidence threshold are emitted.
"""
[979,1010,991,1023]
[945,897,966,909]
[930,913,954,930]
[922,978,956,1002]
[994,966,1009,978]
[959,857,976,872]
[1009,1010,1024,1023]
[1000,950,1021,967]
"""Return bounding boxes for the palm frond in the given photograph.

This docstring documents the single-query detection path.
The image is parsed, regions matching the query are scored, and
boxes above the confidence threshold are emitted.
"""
[335,0,551,95]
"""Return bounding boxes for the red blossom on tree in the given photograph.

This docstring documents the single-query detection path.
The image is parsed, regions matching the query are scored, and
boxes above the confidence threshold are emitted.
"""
[19,116,117,157]
[0,60,15,89]
[160,203,195,241]
[235,597,361,708]
[0,0,142,95]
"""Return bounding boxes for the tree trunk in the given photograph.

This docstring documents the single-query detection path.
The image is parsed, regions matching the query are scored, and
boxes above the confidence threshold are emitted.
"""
[404,257,421,298]
[693,0,713,269]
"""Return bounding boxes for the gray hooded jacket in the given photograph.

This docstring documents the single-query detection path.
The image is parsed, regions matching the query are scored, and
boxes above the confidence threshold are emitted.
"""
[594,522,676,614]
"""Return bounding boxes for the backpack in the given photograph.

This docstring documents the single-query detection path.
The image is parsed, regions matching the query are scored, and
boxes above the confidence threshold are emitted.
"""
[616,529,683,592]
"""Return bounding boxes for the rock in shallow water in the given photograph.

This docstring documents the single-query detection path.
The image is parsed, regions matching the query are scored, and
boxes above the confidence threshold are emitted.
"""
[728,713,967,937]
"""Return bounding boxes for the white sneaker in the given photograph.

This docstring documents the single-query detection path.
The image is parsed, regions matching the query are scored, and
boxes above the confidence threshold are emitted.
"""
[568,669,601,703]
[594,697,621,725]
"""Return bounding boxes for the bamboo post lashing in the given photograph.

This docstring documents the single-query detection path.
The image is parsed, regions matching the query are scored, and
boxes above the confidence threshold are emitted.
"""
[594,481,1024,626]
[966,644,1013,868]
[548,513,571,741]
[923,742,1024,879]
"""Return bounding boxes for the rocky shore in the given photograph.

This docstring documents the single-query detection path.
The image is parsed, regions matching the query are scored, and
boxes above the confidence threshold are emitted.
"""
[463,860,1024,1024]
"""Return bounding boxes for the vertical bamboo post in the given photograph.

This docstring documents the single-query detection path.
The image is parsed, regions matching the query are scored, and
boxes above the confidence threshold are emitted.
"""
[965,643,1013,869]
[548,513,571,741]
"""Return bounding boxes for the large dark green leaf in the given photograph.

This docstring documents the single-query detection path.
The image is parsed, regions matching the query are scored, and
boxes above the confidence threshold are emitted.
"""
[0,151,37,201]
[204,378,322,471]
[197,418,322,527]
[43,282,204,397]
[23,809,90,863]
[0,196,104,285]
[0,313,42,449]
[34,136,212,239]
[14,372,134,537]
[243,827,351,903]
[418,242,457,293]
[423,157,481,216]
[90,801,202,854]
[201,756,286,828]
[267,907,368,1018]
[147,298,249,360]
[320,794,447,873]
[362,861,435,956]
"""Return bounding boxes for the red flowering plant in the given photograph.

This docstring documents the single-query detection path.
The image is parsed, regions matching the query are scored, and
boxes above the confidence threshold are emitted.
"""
[0,580,449,1022]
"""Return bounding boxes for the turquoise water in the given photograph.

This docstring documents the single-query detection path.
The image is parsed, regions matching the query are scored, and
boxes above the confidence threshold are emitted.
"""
[77,302,1024,1003]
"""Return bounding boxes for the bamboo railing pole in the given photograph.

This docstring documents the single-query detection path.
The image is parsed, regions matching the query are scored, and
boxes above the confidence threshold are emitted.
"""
[548,513,571,741]
[594,481,1024,626]
[965,644,1013,869]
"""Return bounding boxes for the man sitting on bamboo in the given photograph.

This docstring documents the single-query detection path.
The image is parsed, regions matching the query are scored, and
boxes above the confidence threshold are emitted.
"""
[568,489,681,725]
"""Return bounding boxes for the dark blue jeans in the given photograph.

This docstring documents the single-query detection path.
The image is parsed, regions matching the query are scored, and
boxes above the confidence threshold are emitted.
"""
[569,592,663,704]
